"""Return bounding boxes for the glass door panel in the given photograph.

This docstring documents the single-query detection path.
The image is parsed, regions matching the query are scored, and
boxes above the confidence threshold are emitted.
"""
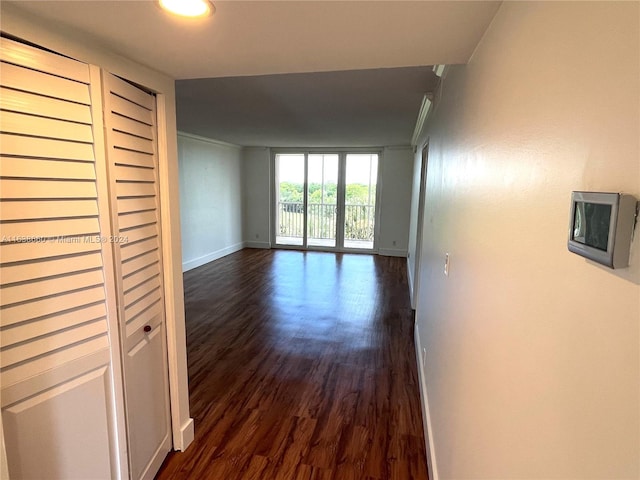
[275,153,305,246]
[275,151,379,251]
[307,154,338,248]
[344,153,378,250]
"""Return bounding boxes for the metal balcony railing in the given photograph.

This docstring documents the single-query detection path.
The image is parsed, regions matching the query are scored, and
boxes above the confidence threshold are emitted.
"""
[278,202,374,241]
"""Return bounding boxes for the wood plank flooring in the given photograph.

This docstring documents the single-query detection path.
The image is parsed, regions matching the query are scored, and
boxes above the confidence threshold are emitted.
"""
[156,249,428,480]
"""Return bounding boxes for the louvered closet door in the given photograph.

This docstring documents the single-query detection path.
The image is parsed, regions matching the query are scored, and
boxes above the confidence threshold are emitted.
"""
[0,38,121,478]
[102,73,171,480]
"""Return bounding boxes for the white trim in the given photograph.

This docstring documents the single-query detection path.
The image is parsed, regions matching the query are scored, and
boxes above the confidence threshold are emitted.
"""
[177,131,241,149]
[407,256,415,307]
[372,151,382,254]
[411,95,433,147]
[179,418,195,449]
[245,241,271,249]
[412,142,429,311]
[0,415,8,480]
[432,64,446,77]
[270,149,278,249]
[384,145,414,151]
[156,93,194,453]
[182,242,245,271]
[336,153,346,250]
[415,322,439,480]
[378,248,407,257]
[271,146,384,154]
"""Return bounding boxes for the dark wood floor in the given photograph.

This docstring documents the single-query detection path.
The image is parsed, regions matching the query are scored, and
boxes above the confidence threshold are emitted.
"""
[156,249,428,480]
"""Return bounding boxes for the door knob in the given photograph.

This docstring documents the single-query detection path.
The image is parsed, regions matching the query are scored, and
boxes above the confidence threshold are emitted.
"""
[143,325,152,333]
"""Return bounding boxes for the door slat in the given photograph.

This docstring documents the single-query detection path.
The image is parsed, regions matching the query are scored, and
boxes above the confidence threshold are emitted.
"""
[121,250,159,283]
[0,133,96,162]
[110,113,154,140]
[109,95,153,126]
[120,238,158,262]
[0,252,103,286]
[0,111,94,143]
[0,157,96,180]
[1,303,106,349]
[1,269,104,306]
[0,199,98,222]
[114,164,156,183]
[1,285,105,328]
[119,210,158,230]
[0,178,97,200]
[0,37,89,83]
[1,61,91,104]
[0,240,100,265]
[0,87,92,124]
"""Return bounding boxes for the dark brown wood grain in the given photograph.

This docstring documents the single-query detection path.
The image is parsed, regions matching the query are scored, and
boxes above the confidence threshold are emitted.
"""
[155,249,428,480]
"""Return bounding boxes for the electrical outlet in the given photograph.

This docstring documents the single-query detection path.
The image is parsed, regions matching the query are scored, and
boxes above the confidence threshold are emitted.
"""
[392,240,397,246]
[255,234,259,239]
[444,253,450,276]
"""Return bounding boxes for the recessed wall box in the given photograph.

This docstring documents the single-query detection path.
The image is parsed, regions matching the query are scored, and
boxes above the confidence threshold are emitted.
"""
[568,191,638,269]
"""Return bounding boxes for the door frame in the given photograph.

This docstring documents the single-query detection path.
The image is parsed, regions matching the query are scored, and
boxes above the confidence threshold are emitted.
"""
[270,147,382,253]
[412,141,429,310]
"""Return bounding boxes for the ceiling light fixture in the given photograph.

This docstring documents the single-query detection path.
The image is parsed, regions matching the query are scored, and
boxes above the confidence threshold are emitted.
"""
[158,0,214,18]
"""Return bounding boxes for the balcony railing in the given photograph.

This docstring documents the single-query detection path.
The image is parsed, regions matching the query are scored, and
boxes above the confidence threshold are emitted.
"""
[344,204,375,241]
[278,202,375,242]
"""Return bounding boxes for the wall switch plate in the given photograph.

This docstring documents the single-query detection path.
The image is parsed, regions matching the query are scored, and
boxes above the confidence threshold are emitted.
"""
[444,253,450,276]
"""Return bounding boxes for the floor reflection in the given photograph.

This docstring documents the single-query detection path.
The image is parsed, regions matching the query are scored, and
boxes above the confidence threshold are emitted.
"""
[267,251,382,352]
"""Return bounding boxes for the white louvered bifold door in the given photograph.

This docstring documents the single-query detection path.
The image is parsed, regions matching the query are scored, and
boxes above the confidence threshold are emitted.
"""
[0,38,122,478]
[102,73,171,480]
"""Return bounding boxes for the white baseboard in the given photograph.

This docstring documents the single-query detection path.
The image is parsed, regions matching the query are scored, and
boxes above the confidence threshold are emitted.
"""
[245,241,271,249]
[378,248,408,257]
[182,242,245,272]
[414,322,439,480]
[177,417,194,451]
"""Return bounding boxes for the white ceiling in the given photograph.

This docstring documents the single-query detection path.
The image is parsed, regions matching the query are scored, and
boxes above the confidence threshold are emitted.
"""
[5,0,501,146]
[7,0,501,79]
[177,66,440,146]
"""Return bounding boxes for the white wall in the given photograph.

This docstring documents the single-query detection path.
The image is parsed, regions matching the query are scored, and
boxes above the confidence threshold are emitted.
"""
[378,146,414,256]
[178,133,244,271]
[413,2,639,479]
[242,147,272,248]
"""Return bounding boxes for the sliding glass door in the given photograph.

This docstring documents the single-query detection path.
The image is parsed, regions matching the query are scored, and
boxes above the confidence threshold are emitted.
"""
[274,151,379,251]
[275,154,305,246]
[344,153,378,250]
[307,154,339,248]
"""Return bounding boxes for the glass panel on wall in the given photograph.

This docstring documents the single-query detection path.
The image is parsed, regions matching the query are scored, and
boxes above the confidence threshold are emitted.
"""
[344,153,378,250]
[307,154,339,248]
[275,153,305,246]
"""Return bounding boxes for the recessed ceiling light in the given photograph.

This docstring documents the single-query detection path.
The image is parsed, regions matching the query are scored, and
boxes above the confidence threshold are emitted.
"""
[159,0,214,18]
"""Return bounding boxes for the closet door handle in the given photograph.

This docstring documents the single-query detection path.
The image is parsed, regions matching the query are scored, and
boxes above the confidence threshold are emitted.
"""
[143,325,152,333]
